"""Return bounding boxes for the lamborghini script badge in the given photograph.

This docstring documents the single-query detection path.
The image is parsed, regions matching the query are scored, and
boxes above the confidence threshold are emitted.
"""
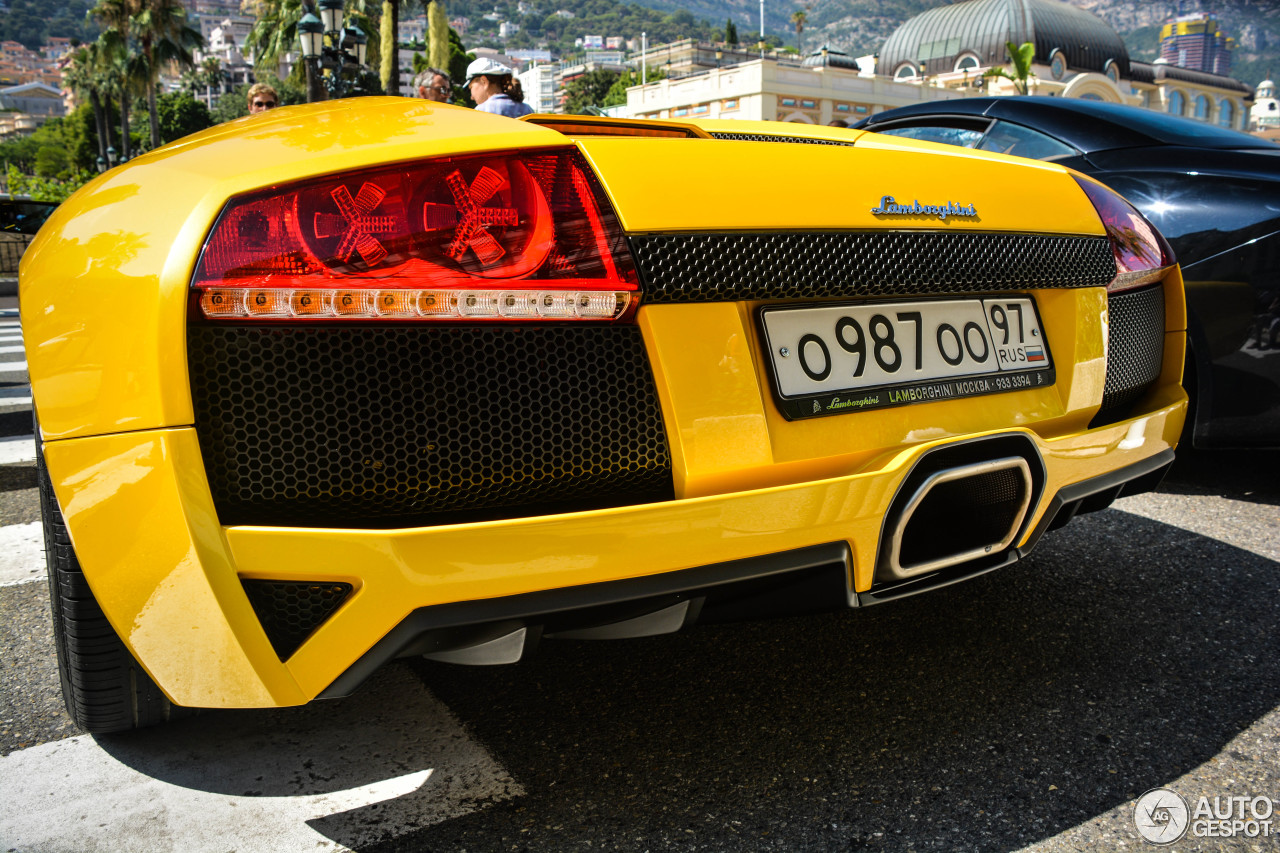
[870,196,978,222]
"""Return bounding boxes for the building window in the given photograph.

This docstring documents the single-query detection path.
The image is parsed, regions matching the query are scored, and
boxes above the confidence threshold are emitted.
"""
[894,63,917,80]
[1168,90,1185,116]
[673,107,688,117]
[1103,59,1119,84]
[801,99,815,108]
[781,97,796,107]
[1218,99,1234,128]
[1194,94,1210,119]
[692,104,708,115]
[722,99,738,111]
[955,54,979,72]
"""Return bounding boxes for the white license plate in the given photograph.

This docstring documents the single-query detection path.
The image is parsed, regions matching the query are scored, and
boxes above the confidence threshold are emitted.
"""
[760,296,1054,419]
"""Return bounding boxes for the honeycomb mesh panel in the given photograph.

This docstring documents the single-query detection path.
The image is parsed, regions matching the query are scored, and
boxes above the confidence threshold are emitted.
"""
[631,232,1116,303]
[710,132,855,146]
[189,325,674,528]
[1094,284,1166,425]
[242,580,353,660]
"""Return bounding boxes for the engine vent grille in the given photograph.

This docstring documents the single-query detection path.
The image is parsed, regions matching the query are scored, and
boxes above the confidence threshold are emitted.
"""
[1094,284,1165,425]
[630,232,1115,303]
[189,325,674,529]
[709,132,855,146]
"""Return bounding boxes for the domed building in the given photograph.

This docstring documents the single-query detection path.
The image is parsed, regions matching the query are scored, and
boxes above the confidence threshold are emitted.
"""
[876,0,1252,129]
[1250,78,1280,130]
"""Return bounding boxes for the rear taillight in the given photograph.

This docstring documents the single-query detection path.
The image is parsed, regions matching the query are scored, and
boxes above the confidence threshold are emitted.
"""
[1072,174,1175,293]
[191,148,638,321]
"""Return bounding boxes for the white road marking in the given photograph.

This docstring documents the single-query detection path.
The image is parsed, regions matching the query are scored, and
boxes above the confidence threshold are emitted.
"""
[0,434,34,464]
[0,360,26,373]
[0,522,43,587]
[0,334,22,343]
[0,666,522,852]
[0,395,32,410]
[0,344,24,354]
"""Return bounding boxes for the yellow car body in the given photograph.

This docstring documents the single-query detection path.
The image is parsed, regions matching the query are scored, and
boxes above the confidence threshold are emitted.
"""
[20,100,1186,725]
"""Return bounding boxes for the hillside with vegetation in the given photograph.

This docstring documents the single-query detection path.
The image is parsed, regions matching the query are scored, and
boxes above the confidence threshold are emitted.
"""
[0,0,101,49]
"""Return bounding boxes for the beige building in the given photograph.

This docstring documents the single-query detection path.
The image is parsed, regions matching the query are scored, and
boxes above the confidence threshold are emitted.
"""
[627,0,1252,130]
[628,48,964,124]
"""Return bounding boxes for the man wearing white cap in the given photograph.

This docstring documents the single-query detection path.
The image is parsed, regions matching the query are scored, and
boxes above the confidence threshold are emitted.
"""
[465,57,534,118]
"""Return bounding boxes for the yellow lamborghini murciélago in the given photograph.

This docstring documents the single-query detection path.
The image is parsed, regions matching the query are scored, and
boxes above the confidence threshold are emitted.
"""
[19,100,1186,732]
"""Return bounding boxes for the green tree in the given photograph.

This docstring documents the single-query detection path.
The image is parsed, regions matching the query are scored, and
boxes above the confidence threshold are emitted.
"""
[428,1,450,74]
[61,44,110,163]
[247,0,383,101]
[725,18,737,46]
[133,0,205,149]
[154,91,212,143]
[380,0,400,95]
[984,41,1036,95]
[790,9,806,54]
[563,68,619,114]
[34,146,71,179]
[602,66,665,108]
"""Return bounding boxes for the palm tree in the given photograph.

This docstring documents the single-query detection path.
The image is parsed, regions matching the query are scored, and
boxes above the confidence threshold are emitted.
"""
[790,10,807,55]
[132,0,205,149]
[983,41,1035,95]
[248,0,381,100]
[91,1,134,157]
[245,0,305,74]
[63,44,110,163]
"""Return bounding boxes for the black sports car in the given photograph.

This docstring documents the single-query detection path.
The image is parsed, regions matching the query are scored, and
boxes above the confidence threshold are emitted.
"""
[856,96,1280,448]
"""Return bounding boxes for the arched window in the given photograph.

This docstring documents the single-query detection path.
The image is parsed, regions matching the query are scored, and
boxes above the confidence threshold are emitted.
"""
[954,54,979,72]
[1219,99,1235,128]
[1194,95,1210,119]
[895,63,918,80]
[1168,90,1185,115]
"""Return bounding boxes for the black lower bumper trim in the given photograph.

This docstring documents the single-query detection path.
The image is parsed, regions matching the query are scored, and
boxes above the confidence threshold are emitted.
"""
[318,449,1175,697]
[319,542,852,699]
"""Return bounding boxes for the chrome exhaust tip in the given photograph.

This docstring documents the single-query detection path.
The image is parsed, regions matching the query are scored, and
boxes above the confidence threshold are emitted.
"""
[883,455,1034,581]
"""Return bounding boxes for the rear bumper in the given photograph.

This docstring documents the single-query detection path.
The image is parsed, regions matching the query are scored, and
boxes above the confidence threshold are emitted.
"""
[43,389,1185,709]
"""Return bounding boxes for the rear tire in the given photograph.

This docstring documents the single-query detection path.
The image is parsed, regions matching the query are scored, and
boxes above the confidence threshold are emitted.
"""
[36,422,176,733]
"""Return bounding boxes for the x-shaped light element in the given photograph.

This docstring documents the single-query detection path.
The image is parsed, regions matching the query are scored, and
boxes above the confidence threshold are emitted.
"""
[313,182,398,266]
[422,166,519,265]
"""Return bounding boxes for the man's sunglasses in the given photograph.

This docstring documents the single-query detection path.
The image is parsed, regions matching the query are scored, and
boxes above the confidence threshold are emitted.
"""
[252,100,276,108]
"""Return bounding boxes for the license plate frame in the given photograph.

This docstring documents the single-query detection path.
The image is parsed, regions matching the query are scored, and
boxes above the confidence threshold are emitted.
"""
[758,295,1056,420]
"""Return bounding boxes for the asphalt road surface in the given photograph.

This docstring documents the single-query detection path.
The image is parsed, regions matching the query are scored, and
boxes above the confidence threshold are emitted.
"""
[2,293,1277,851]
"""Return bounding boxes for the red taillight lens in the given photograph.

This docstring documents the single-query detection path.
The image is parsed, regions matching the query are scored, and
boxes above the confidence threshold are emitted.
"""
[191,148,639,321]
[1072,174,1175,293]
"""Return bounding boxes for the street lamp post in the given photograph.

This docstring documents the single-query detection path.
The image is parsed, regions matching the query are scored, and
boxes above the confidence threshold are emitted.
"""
[297,0,370,102]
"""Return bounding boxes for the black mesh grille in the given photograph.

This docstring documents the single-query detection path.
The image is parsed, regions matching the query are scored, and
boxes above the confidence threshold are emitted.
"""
[242,579,353,660]
[189,325,674,528]
[710,132,855,146]
[630,232,1116,303]
[1094,284,1166,425]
